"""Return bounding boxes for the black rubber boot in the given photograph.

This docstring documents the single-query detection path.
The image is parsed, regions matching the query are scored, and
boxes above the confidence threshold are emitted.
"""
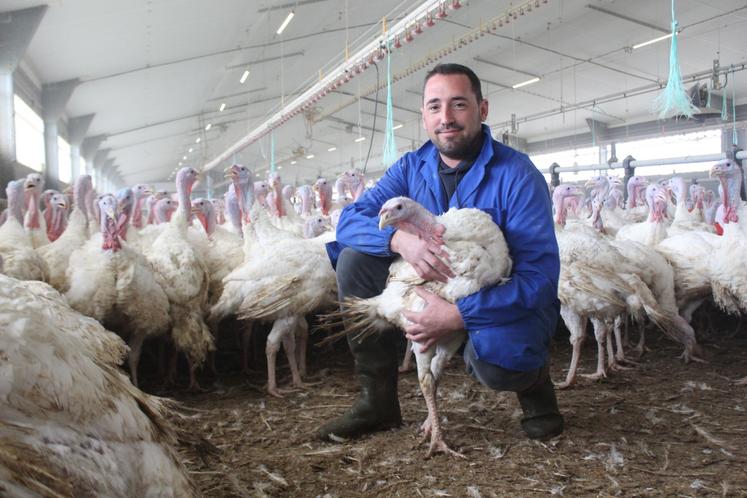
[316,332,402,440]
[516,364,564,440]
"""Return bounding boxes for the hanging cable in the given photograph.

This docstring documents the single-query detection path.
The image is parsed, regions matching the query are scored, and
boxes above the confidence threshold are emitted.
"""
[362,61,381,175]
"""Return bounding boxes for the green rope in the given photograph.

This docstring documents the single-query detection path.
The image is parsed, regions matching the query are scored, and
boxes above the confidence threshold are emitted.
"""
[653,0,698,119]
[722,86,728,121]
[382,43,398,167]
[732,67,738,145]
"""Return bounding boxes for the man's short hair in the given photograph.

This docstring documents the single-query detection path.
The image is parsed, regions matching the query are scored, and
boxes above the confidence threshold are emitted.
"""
[423,63,483,102]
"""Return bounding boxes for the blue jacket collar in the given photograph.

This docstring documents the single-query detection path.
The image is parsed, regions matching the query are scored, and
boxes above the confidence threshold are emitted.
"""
[416,124,497,211]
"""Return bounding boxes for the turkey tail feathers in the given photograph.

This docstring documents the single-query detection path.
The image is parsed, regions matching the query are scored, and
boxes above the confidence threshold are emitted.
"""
[236,277,302,321]
[315,297,390,346]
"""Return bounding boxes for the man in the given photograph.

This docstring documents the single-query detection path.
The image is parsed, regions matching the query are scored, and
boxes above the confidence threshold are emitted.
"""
[318,63,563,441]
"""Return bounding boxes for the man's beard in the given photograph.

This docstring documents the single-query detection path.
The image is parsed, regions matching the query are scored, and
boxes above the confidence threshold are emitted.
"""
[434,125,482,160]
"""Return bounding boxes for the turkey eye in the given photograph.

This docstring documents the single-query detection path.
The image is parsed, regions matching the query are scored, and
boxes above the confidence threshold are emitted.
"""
[396,205,402,210]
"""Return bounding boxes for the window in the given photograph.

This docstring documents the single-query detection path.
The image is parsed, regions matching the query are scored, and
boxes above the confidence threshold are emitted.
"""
[530,145,610,183]
[58,136,72,184]
[615,129,722,178]
[14,94,45,172]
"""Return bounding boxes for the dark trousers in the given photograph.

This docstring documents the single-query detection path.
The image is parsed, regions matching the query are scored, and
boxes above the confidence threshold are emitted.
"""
[337,247,544,393]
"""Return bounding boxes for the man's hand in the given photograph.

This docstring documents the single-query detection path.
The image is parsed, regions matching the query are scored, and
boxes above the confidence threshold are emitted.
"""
[403,287,465,352]
[390,230,455,283]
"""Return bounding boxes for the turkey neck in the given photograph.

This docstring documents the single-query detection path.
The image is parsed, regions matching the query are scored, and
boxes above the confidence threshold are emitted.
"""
[132,195,146,229]
[174,176,193,231]
[233,180,254,223]
[299,188,312,216]
[25,188,41,229]
[718,170,741,224]
[272,183,285,216]
[73,177,90,225]
[6,182,24,224]
[395,204,440,240]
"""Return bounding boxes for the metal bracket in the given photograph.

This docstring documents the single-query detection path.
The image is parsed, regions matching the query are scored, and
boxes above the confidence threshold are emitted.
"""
[549,162,560,187]
[622,155,635,204]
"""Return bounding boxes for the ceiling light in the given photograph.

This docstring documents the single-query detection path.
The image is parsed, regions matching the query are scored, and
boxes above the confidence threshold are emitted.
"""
[205,123,212,131]
[240,70,250,84]
[195,137,201,143]
[256,173,260,177]
[327,146,337,152]
[290,160,297,164]
[512,77,540,89]
[178,161,182,166]
[632,32,674,50]
[278,166,283,170]
[276,10,294,35]
[306,154,315,159]
[354,136,366,143]
[182,156,187,160]
[188,148,193,153]
[219,103,226,112]
[392,123,403,130]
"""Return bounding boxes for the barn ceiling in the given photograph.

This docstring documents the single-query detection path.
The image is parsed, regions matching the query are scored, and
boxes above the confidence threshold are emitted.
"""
[4,0,747,190]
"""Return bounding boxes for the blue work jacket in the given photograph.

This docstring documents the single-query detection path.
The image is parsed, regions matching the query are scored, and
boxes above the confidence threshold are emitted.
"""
[327,124,560,372]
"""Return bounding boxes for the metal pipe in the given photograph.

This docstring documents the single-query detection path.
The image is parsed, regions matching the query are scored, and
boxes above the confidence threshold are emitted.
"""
[544,150,747,174]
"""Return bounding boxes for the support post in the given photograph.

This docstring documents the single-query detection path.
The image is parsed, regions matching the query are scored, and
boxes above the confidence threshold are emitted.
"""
[42,79,79,189]
[622,155,635,204]
[0,5,48,196]
[67,114,95,180]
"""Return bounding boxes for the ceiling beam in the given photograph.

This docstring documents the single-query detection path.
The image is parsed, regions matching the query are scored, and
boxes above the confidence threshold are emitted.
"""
[258,0,330,13]
[207,86,267,102]
[585,4,669,34]
[473,56,539,79]
[226,51,304,69]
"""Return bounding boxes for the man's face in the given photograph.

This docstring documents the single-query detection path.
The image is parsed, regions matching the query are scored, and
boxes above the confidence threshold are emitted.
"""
[422,73,488,162]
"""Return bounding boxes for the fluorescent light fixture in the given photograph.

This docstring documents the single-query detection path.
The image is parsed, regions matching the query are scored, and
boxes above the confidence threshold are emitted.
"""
[195,137,201,143]
[178,161,182,166]
[306,154,315,159]
[354,136,366,143]
[205,123,212,131]
[219,103,226,112]
[240,70,250,84]
[327,146,337,152]
[276,11,294,35]
[256,173,260,177]
[632,32,674,50]
[278,166,283,170]
[290,160,297,164]
[182,156,187,160]
[512,77,540,89]
[188,148,193,153]
[392,123,404,130]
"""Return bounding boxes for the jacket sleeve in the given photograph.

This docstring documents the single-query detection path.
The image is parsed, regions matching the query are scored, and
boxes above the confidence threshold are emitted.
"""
[456,169,560,329]
[335,158,410,256]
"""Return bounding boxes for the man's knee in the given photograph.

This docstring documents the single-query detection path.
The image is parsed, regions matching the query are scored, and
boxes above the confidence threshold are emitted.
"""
[463,340,540,392]
[336,248,393,299]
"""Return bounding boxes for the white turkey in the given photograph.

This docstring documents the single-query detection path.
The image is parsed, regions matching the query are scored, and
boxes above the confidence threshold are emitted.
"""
[145,167,214,390]
[0,272,198,497]
[37,175,93,292]
[23,173,49,248]
[322,197,512,458]
[65,195,171,387]
[552,185,677,388]
[0,180,49,282]
[210,203,336,397]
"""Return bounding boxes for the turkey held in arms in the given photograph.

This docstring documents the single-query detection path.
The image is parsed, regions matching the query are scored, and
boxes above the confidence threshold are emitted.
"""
[320,196,512,458]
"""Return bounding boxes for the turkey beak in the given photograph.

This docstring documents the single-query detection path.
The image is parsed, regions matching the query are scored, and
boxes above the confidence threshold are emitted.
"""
[105,206,116,221]
[378,210,390,230]
[190,205,201,215]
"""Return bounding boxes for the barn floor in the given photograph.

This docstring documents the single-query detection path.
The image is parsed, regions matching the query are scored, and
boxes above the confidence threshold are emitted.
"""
[149,317,747,498]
